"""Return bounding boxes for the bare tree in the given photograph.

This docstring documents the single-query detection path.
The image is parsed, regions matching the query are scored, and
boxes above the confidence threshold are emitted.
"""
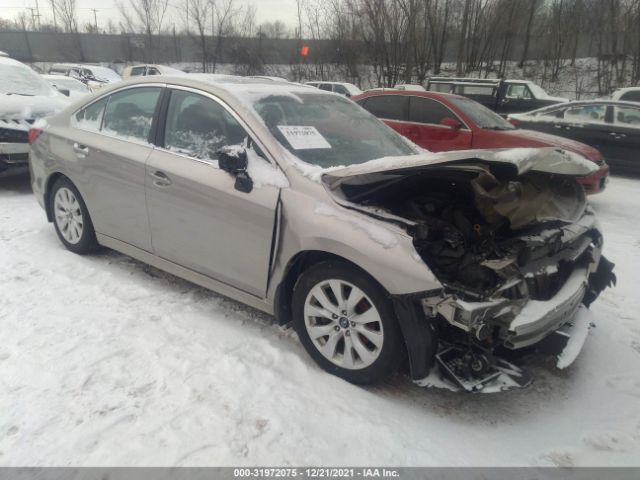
[118,0,171,62]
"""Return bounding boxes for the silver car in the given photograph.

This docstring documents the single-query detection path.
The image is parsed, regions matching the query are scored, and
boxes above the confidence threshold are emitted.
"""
[29,75,615,391]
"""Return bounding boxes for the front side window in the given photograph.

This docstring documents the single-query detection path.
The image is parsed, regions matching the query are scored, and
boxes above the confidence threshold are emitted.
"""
[102,87,162,141]
[75,97,109,132]
[506,84,532,100]
[615,106,640,126]
[147,68,160,76]
[319,84,333,92]
[564,104,607,123]
[429,83,452,93]
[362,95,408,121]
[409,97,460,125]
[253,92,416,168]
[163,89,248,162]
[334,84,349,95]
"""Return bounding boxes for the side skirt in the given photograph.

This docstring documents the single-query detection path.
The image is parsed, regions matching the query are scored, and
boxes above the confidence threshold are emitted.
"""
[96,233,274,315]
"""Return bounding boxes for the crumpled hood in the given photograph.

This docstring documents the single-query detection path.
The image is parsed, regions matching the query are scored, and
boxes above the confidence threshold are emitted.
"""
[322,147,597,187]
[0,94,70,122]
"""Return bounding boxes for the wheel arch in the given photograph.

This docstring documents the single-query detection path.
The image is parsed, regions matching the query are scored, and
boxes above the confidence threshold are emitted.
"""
[44,172,66,222]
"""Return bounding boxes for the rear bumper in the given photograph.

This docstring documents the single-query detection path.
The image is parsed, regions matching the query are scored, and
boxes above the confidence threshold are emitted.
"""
[578,163,609,194]
[0,142,30,169]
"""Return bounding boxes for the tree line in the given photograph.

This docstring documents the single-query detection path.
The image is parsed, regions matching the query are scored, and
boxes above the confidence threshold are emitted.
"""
[2,0,640,94]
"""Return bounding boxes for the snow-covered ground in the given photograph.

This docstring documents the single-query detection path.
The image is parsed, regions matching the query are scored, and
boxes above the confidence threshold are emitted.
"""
[1,172,639,467]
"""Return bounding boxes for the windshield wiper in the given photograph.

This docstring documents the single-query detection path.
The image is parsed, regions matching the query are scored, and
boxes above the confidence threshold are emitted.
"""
[483,126,513,131]
[5,92,35,96]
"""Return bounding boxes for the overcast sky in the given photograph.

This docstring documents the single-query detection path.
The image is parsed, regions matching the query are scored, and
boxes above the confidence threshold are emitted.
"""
[0,0,299,30]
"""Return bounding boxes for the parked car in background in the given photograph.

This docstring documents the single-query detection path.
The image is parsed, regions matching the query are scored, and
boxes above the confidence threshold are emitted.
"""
[508,100,640,175]
[0,56,69,174]
[121,64,184,79]
[42,74,91,100]
[305,81,362,97]
[29,75,615,392]
[609,87,640,103]
[395,84,426,91]
[354,90,609,194]
[426,77,569,115]
[48,63,122,91]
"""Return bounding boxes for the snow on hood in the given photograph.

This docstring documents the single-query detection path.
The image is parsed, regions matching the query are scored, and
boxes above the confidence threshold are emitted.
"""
[321,148,597,186]
[0,93,70,127]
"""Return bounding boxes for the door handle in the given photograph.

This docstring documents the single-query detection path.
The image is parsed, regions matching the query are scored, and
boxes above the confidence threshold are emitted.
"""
[73,142,89,156]
[149,170,172,186]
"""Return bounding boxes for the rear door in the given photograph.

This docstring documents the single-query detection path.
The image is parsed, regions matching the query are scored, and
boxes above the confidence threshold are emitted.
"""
[145,87,281,297]
[71,85,162,251]
[554,104,616,156]
[406,96,472,151]
[606,104,640,173]
[359,95,409,137]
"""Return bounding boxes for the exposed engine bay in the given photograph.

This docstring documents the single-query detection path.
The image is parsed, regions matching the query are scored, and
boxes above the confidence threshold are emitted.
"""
[330,161,616,392]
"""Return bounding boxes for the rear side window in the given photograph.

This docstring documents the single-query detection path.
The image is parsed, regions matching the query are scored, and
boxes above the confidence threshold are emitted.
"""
[409,97,459,125]
[428,83,451,93]
[163,89,248,163]
[130,66,146,77]
[615,106,640,126]
[620,91,640,102]
[361,95,408,121]
[101,87,162,141]
[75,97,109,131]
[459,85,495,97]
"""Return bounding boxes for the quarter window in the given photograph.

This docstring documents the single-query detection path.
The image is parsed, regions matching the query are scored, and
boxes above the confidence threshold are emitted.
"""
[101,87,162,141]
[409,97,460,125]
[361,95,408,121]
[163,89,248,162]
[75,97,109,132]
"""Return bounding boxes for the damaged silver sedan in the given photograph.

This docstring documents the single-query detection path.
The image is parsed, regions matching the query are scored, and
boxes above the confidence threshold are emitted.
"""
[29,76,615,392]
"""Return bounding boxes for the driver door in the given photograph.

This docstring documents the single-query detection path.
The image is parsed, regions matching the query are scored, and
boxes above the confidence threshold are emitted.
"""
[145,88,281,297]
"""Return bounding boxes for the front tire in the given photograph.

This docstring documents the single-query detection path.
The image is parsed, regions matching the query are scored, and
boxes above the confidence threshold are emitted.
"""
[50,177,98,254]
[292,260,404,385]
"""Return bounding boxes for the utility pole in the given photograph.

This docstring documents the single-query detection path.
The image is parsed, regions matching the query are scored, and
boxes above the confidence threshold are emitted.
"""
[28,7,41,31]
[92,8,99,32]
[34,0,42,29]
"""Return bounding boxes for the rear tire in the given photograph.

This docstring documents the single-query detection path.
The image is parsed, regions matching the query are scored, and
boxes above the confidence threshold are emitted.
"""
[292,260,404,385]
[50,177,98,254]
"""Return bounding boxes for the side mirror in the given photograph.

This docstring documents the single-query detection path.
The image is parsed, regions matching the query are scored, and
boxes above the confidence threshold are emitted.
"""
[57,87,70,97]
[218,147,253,193]
[440,117,462,130]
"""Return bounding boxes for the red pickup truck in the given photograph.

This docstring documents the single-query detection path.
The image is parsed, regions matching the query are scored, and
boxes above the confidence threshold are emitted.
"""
[353,90,609,194]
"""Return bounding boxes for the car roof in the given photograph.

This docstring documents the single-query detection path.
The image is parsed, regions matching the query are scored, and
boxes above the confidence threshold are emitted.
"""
[512,99,640,117]
[354,89,466,102]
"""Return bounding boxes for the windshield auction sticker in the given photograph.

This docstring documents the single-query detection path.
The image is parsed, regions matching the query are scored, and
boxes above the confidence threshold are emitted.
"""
[277,126,331,150]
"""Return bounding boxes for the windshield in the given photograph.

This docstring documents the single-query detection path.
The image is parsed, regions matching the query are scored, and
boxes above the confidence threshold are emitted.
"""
[0,63,54,96]
[89,67,122,83]
[253,93,417,167]
[449,96,515,130]
[47,77,89,92]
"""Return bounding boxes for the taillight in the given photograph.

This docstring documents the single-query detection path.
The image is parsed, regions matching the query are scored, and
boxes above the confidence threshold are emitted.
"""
[28,128,43,145]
